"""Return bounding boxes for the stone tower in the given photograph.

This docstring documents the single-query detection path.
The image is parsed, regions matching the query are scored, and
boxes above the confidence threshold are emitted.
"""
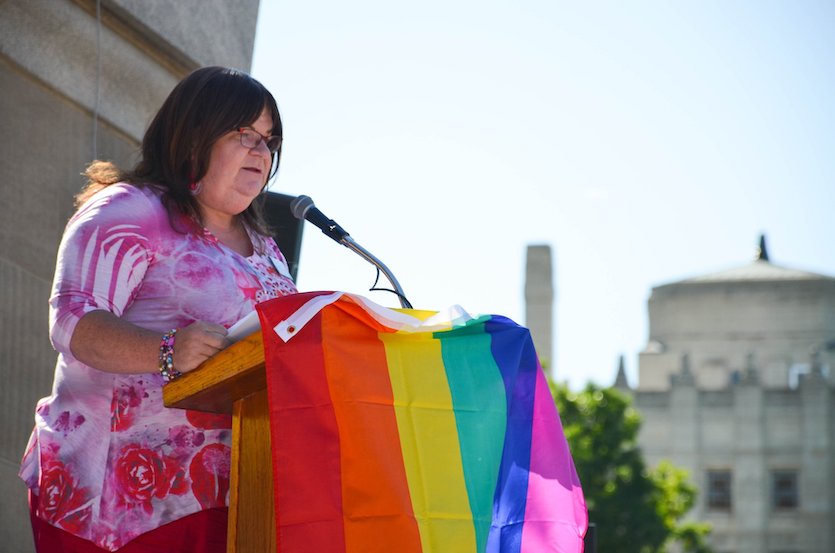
[525,244,554,374]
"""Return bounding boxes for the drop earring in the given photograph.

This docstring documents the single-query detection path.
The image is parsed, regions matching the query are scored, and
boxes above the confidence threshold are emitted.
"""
[189,170,202,195]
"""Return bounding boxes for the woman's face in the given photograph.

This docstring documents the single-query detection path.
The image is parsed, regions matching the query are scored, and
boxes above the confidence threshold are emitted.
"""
[195,107,274,225]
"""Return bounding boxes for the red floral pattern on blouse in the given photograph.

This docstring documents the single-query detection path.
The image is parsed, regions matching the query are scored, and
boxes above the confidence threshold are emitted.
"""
[19,183,297,551]
[186,411,233,430]
[113,444,189,514]
[38,454,92,535]
[189,443,232,510]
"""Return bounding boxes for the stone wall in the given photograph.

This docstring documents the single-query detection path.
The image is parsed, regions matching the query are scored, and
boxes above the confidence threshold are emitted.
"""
[634,379,833,553]
[0,1,261,550]
[639,279,835,391]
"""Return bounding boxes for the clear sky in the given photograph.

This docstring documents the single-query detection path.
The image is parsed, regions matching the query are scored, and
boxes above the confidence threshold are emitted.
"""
[250,1,835,389]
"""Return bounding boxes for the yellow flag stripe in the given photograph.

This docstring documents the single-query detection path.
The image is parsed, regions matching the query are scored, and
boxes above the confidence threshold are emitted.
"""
[382,332,477,552]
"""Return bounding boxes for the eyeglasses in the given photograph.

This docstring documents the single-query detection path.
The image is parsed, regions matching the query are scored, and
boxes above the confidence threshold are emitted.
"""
[236,127,282,154]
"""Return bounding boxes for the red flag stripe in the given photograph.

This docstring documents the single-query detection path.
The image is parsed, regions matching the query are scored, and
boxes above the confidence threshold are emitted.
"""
[261,295,347,552]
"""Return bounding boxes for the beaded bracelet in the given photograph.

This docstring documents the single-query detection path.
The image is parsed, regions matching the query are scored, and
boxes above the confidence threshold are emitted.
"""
[158,329,182,382]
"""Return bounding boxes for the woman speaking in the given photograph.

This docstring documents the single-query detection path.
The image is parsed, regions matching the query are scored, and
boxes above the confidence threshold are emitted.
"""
[20,66,297,552]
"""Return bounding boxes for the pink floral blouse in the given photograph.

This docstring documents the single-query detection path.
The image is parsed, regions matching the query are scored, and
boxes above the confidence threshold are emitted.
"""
[19,183,297,550]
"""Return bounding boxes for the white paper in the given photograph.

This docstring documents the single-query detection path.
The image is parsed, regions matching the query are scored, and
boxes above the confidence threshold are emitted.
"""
[226,310,260,344]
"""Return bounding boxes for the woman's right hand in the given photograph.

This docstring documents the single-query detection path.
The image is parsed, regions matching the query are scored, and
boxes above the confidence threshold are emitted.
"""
[172,321,230,374]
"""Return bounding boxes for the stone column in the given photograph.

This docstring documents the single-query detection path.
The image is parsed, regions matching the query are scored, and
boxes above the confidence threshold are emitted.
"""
[732,369,766,553]
[670,356,699,472]
[799,369,832,553]
[524,245,553,375]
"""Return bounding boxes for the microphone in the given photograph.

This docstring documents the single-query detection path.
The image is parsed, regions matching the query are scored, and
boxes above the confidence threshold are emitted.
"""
[289,195,349,244]
[289,194,413,309]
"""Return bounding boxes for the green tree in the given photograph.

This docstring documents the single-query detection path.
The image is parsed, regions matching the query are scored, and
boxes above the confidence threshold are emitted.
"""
[550,382,712,553]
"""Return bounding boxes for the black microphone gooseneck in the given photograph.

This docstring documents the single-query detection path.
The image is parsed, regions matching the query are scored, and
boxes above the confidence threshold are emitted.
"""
[290,195,413,309]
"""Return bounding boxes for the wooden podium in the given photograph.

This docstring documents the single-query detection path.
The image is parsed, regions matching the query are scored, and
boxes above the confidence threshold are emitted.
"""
[162,331,275,553]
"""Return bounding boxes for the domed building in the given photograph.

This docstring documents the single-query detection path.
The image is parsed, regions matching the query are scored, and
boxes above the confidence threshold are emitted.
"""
[621,237,835,553]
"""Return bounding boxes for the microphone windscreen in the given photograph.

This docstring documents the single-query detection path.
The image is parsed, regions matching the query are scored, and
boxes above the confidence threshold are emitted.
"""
[290,195,315,220]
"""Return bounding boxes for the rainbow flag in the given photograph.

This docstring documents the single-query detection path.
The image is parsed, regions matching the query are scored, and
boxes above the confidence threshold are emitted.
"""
[257,292,587,552]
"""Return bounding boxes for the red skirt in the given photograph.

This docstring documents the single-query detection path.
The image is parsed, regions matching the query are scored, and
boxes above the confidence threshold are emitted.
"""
[29,492,228,553]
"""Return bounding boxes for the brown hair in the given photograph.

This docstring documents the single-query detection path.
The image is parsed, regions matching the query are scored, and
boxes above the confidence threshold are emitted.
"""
[77,66,282,236]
